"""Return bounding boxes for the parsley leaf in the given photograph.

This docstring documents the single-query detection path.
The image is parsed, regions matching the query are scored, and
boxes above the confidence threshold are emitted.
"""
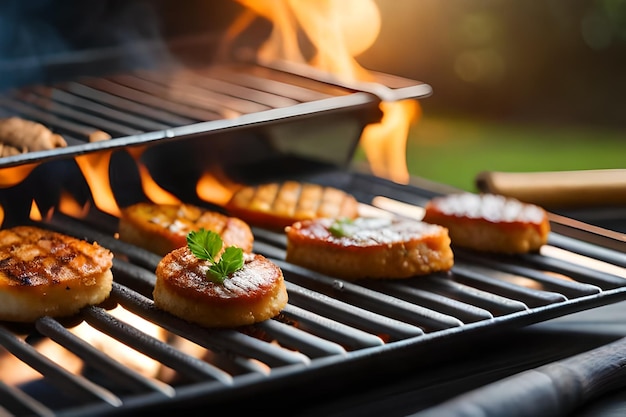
[208,246,244,283]
[328,217,355,237]
[187,229,244,283]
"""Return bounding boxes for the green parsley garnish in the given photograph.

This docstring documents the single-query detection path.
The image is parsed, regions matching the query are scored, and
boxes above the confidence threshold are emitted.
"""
[328,217,355,237]
[186,229,244,284]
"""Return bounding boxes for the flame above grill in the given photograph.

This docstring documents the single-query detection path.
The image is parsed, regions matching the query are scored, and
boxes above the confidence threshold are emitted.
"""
[231,0,420,183]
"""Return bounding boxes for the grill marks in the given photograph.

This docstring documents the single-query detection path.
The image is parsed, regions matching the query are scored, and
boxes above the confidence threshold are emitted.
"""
[0,226,107,286]
[118,202,255,257]
[225,181,360,230]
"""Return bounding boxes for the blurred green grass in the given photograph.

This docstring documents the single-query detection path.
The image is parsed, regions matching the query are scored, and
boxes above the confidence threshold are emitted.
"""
[355,113,626,192]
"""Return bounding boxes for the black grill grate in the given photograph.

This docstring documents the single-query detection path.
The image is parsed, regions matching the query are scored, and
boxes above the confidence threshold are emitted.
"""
[1,169,625,416]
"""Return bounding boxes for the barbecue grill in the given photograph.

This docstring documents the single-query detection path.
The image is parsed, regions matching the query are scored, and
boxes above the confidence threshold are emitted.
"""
[1,1,626,416]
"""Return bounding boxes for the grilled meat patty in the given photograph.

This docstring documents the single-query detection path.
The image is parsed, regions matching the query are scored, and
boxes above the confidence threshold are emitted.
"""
[422,193,550,254]
[154,248,288,328]
[119,202,254,256]
[225,181,360,230]
[0,226,114,322]
[285,217,454,280]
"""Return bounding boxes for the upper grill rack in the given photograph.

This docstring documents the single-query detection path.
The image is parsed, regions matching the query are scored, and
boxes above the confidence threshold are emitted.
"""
[2,170,625,417]
[0,61,431,169]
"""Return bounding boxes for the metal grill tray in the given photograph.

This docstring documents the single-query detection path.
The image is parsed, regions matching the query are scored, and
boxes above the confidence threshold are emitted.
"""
[1,169,625,416]
[0,61,431,170]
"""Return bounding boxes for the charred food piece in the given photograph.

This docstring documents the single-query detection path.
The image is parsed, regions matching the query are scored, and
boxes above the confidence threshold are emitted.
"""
[118,202,254,256]
[285,217,454,280]
[225,181,360,230]
[422,193,550,254]
[0,226,114,322]
[154,248,288,328]
[0,117,67,155]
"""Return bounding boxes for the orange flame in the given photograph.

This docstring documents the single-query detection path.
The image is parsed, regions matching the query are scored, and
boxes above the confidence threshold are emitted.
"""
[0,164,38,188]
[58,190,91,218]
[72,147,180,219]
[126,147,181,205]
[74,151,120,217]
[29,200,42,221]
[360,100,419,183]
[196,169,239,206]
[233,0,418,183]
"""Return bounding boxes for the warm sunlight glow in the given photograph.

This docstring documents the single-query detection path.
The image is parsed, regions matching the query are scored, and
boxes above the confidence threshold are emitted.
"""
[233,0,419,183]
[74,151,120,217]
[541,245,626,278]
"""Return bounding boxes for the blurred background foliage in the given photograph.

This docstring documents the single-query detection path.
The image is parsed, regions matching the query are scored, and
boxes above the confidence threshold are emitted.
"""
[356,0,626,190]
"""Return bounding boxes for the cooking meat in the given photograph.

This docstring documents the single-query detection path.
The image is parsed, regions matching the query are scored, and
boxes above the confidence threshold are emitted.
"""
[0,226,114,322]
[225,181,360,230]
[0,117,67,153]
[285,217,454,280]
[154,248,288,328]
[422,192,550,254]
[118,202,254,256]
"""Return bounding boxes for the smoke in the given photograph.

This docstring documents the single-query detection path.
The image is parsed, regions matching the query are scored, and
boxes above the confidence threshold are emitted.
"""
[0,0,169,90]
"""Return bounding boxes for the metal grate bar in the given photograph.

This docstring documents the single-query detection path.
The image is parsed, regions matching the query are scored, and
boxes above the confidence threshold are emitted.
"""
[284,281,425,340]
[548,233,626,267]
[134,70,279,113]
[132,72,272,115]
[24,87,171,131]
[202,65,338,102]
[0,97,102,142]
[110,283,311,368]
[78,78,221,122]
[82,306,233,384]
[0,380,55,417]
[107,74,242,118]
[282,268,465,331]
[0,326,122,407]
[450,263,568,308]
[252,320,347,358]
[364,280,494,324]
[34,316,175,397]
[111,259,158,299]
[457,251,602,298]
[9,90,141,137]
[279,304,385,350]
[419,276,529,316]
[60,82,196,126]
[518,252,626,289]
[177,69,301,108]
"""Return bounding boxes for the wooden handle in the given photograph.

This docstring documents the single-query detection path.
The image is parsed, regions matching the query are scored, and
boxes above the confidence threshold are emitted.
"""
[475,169,626,209]
[415,336,626,417]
